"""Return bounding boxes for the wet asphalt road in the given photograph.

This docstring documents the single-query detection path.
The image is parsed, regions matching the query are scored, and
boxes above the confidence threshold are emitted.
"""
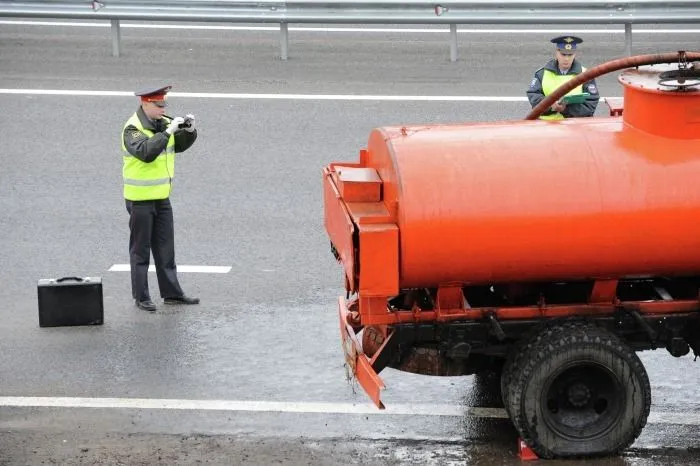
[1,20,700,464]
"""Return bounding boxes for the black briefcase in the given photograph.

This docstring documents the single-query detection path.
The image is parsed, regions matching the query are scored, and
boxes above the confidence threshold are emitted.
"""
[37,276,104,327]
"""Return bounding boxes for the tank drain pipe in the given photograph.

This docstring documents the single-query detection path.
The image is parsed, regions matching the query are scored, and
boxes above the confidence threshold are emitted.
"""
[525,51,700,121]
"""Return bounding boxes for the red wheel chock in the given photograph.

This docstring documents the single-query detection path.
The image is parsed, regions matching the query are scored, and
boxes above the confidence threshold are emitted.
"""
[518,438,539,461]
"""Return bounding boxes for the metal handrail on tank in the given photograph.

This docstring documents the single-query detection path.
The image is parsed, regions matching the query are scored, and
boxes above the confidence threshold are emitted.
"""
[525,51,700,121]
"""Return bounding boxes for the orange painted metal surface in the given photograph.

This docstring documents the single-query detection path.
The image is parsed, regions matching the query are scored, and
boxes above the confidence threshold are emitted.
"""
[356,299,700,326]
[323,58,700,410]
[323,165,358,293]
[326,64,700,294]
[338,296,385,408]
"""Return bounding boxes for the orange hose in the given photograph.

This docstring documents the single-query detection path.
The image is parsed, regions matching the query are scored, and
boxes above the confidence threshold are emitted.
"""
[525,51,700,120]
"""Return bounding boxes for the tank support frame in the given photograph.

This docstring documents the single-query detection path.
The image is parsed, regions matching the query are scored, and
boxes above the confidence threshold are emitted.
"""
[340,279,700,409]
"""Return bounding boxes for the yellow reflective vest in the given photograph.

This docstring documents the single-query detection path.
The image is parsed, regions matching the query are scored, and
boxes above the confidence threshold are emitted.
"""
[540,67,586,120]
[121,114,176,201]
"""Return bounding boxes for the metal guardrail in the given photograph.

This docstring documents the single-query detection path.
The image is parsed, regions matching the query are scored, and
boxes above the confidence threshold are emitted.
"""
[2,1,700,60]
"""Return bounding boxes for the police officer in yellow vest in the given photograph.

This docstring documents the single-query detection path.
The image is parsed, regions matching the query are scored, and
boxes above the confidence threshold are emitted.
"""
[527,36,600,120]
[121,85,199,312]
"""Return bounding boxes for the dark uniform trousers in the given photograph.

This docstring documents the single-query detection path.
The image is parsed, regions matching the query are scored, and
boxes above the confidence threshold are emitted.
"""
[125,198,184,301]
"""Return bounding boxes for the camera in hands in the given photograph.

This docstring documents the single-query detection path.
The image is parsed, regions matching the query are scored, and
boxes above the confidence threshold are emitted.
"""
[178,116,193,129]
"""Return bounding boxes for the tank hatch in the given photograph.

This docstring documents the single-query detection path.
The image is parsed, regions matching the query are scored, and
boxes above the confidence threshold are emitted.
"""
[618,57,700,139]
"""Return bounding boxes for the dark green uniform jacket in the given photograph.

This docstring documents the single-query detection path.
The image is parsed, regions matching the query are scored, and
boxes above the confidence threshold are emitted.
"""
[122,107,198,163]
[527,59,600,118]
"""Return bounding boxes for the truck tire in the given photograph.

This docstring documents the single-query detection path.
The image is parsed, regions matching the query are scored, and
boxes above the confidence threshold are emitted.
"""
[501,322,554,417]
[507,322,651,458]
[501,341,526,417]
[503,321,611,432]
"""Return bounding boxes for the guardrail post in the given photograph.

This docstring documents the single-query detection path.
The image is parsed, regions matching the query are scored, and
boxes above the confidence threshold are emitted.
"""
[449,24,457,62]
[280,23,288,60]
[624,23,632,56]
[111,19,121,57]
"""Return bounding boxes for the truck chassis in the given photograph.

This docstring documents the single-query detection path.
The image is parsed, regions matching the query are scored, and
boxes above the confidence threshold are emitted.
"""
[339,277,700,458]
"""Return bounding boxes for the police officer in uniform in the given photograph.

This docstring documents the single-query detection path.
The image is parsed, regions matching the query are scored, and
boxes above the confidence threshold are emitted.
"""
[121,85,200,311]
[527,36,600,120]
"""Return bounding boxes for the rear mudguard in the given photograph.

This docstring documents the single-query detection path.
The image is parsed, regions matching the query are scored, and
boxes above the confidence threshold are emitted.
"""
[338,296,386,409]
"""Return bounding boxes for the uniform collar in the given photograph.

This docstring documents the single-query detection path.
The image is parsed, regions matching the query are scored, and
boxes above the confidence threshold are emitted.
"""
[544,58,582,75]
[136,106,159,131]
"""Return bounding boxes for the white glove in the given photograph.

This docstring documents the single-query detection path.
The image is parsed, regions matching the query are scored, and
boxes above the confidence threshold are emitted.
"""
[166,117,185,135]
[184,113,196,132]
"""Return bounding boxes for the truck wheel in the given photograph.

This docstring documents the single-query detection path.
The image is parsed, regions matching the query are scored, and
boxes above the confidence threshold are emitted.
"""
[501,342,524,417]
[507,323,651,458]
[501,322,553,417]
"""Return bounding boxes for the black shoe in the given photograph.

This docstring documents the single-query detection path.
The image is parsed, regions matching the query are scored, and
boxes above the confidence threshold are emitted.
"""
[136,299,156,312]
[163,295,200,305]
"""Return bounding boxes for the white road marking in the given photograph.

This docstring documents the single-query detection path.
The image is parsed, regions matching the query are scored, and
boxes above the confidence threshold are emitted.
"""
[172,93,531,102]
[0,89,131,97]
[2,20,700,34]
[0,88,536,101]
[0,397,497,418]
[0,396,696,426]
[108,264,231,273]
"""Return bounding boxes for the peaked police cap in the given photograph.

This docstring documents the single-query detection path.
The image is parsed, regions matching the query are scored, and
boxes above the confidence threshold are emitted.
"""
[135,85,172,107]
[550,35,583,54]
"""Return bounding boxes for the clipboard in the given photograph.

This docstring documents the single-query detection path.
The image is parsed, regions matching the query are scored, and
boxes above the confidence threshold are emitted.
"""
[560,92,590,104]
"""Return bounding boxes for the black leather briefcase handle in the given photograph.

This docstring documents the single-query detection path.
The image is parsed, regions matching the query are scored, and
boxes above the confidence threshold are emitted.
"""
[56,277,84,283]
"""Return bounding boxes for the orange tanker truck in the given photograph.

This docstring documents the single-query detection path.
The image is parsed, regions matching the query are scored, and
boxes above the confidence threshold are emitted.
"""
[323,52,700,458]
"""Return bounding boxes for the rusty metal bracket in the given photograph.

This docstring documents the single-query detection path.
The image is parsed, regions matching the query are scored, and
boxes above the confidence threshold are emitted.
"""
[620,304,658,342]
[487,312,506,341]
